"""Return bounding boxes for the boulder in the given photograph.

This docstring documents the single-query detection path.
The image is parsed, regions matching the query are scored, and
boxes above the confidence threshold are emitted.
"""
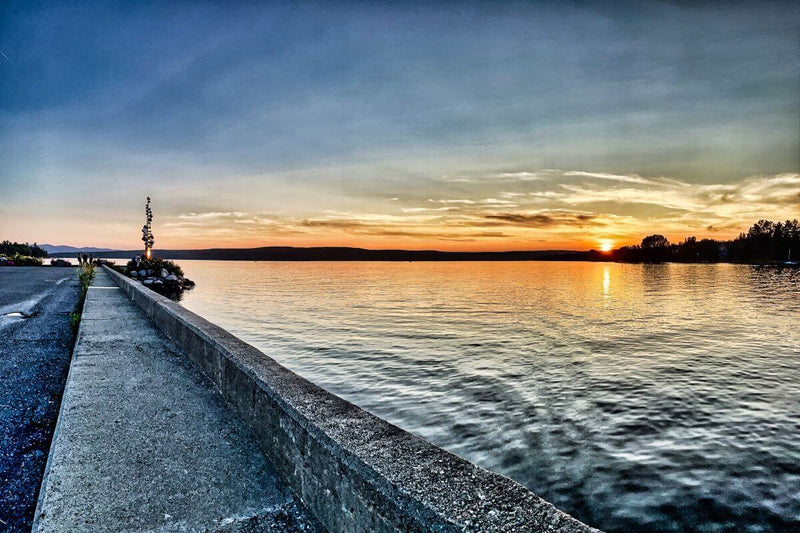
[139,269,148,277]
[165,274,178,282]
[161,269,169,278]
[153,279,163,286]
[143,278,154,285]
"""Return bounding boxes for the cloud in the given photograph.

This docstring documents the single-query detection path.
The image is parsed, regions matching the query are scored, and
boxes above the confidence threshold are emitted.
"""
[429,198,476,204]
[493,171,544,181]
[401,207,456,213]
[483,211,604,228]
[164,211,308,238]
[528,191,567,199]
[558,184,702,210]
[300,217,507,241]
[140,170,800,249]
[480,198,518,205]
[563,171,655,185]
[175,211,246,219]
[440,170,554,183]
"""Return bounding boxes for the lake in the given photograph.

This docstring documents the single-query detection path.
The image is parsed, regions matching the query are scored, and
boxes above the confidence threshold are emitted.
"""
[176,261,799,532]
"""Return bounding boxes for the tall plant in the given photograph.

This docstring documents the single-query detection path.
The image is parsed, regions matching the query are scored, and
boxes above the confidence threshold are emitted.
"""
[141,196,155,259]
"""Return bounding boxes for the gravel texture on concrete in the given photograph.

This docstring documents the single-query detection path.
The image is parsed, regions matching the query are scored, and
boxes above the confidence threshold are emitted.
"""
[33,270,322,533]
[0,266,80,532]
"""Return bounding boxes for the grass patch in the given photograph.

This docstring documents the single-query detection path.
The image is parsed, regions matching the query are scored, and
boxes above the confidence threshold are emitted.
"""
[69,263,95,335]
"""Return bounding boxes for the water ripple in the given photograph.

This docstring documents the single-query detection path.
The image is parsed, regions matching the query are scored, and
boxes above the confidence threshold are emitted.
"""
[180,261,800,533]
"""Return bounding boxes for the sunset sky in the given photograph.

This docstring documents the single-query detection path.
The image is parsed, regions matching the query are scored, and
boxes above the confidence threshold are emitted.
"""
[1,1,798,251]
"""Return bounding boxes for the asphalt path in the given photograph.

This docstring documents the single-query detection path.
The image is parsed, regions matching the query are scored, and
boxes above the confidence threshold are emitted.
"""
[0,267,79,532]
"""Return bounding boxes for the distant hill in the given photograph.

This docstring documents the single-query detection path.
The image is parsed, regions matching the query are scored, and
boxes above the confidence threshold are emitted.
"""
[50,246,598,262]
[41,244,116,254]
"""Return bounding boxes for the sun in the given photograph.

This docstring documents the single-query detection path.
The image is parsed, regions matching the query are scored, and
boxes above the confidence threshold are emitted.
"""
[599,240,614,253]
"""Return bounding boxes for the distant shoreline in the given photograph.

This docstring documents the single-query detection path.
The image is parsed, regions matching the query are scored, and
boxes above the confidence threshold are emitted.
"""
[48,246,798,266]
[50,246,593,261]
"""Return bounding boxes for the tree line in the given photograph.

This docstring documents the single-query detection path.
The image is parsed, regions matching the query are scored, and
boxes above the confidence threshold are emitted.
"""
[0,241,49,258]
[611,219,800,263]
[5,219,798,265]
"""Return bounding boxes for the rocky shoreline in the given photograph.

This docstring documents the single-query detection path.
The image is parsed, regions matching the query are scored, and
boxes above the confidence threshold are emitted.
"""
[128,267,195,291]
[119,257,195,300]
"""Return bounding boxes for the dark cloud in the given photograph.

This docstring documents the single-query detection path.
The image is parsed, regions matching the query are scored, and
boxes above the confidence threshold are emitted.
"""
[301,218,507,241]
[2,1,798,188]
[484,212,603,228]
[301,220,364,230]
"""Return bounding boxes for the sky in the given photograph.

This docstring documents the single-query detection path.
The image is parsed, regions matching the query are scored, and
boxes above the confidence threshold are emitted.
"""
[1,1,798,251]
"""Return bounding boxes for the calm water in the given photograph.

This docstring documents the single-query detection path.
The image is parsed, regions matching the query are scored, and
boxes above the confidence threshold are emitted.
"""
[177,261,800,532]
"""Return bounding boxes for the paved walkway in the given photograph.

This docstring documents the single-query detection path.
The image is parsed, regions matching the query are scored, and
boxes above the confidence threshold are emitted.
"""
[0,267,79,532]
[34,270,321,532]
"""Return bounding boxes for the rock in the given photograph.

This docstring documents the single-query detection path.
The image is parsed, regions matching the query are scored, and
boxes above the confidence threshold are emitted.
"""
[147,269,154,276]
[139,270,148,277]
[161,269,169,278]
[165,274,178,281]
[129,271,137,277]
[143,279,154,285]
[153,279,163,286]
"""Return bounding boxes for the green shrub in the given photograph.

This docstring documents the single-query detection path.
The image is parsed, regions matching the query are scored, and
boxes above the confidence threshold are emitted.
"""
[7,254,43,266]
[70,263,95,334]
[69,311,82,334]
[125,257,184,277]
[78,263,95,291]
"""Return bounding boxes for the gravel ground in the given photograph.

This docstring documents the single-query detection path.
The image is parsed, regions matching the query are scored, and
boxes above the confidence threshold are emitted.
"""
[0,267,79,532]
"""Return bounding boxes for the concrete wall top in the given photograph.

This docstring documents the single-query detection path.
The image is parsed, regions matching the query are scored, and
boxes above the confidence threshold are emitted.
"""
[103,265,600,533]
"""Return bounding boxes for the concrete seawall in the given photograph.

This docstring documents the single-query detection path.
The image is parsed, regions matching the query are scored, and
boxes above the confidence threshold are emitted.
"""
[102,265,599,532]
[33,269,321,532]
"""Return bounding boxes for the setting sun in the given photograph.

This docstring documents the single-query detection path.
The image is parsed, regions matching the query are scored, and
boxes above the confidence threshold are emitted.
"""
[599,241,614,253]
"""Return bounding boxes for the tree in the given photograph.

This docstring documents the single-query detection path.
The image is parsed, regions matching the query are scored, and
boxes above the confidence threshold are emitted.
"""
[610,220,798,264]
[747,219,775,238]
[641,234,669,249]
[0,240,48,258]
